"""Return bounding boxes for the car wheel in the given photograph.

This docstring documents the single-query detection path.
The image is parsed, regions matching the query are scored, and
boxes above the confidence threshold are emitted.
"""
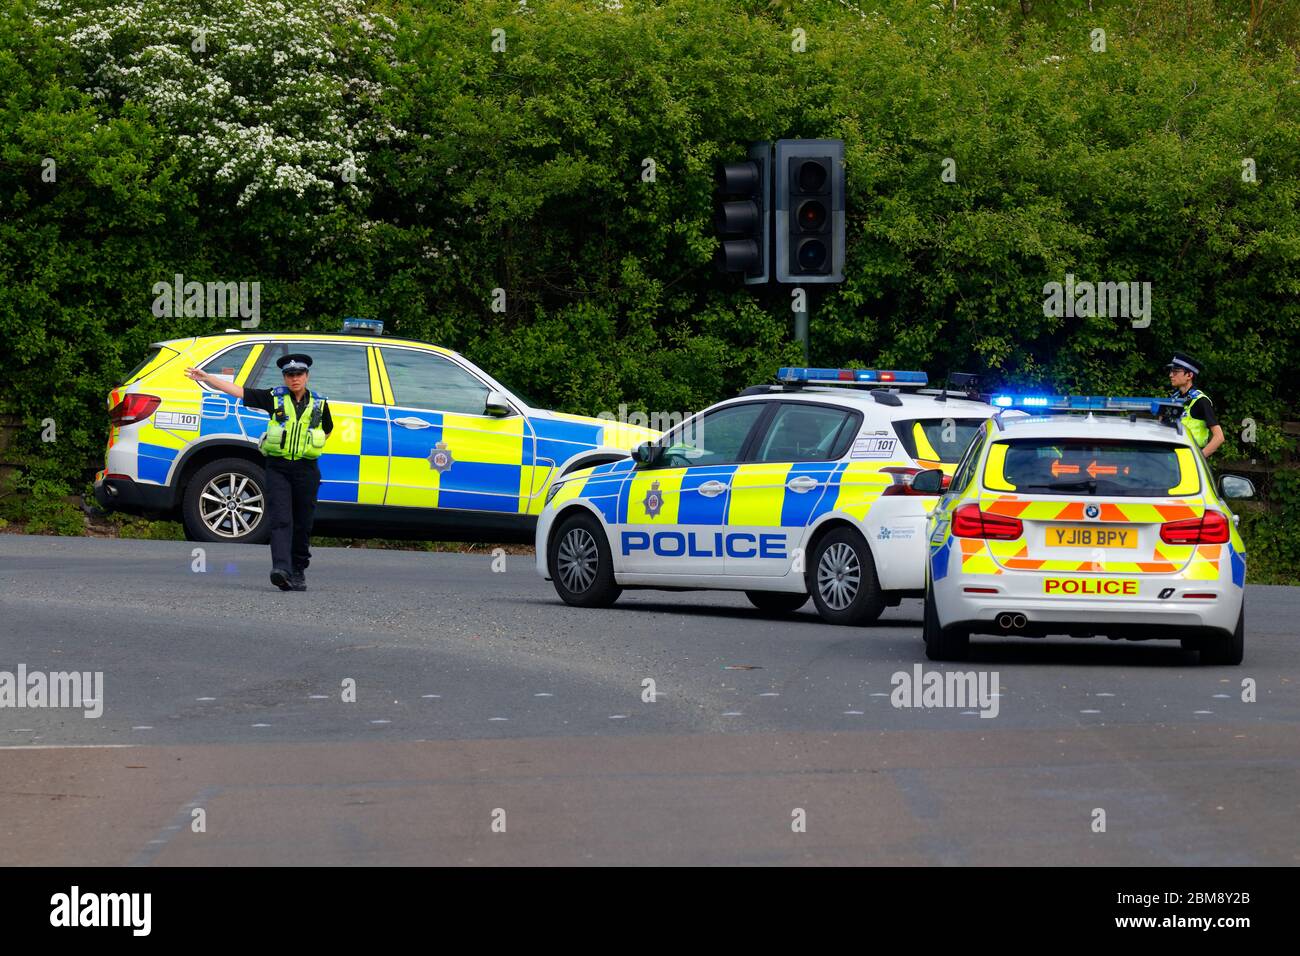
[548,510,621,608]
[745,591,809,615]
[923,575,969,661]
[1200,604,1244,666]
[182,458,270,544]
[806,526,885,626]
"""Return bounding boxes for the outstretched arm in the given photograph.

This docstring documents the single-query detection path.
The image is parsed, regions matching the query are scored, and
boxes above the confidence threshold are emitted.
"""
[185,367,244,400]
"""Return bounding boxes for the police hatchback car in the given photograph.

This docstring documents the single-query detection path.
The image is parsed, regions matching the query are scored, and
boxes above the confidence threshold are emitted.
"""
[917,396,1256,664]
[94,321,657,543]
[537,369,1005,625]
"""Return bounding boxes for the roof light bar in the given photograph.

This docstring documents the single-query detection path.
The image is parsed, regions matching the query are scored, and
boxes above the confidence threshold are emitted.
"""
[989,394,1180,415]
[342,317,384,335]
[777,367,928,387]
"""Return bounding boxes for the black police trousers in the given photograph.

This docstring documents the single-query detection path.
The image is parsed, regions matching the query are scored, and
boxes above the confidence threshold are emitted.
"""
[263,457,321,573]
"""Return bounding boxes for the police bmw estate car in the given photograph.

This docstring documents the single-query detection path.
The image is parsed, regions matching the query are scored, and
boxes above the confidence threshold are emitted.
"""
[536,368,1006,625]
[917,395,1255,664]
[93,320,658,543]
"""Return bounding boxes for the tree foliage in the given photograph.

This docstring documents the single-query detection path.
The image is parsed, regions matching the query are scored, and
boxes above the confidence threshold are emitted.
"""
[2,0,1297,493]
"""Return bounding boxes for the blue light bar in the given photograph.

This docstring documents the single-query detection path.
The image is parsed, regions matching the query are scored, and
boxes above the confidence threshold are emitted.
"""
[778,367,928,386]
[343,317,384,334]
[990,394,1180,415]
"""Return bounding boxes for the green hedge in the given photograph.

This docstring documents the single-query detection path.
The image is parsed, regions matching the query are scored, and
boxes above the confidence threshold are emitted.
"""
[2,0,1297,561]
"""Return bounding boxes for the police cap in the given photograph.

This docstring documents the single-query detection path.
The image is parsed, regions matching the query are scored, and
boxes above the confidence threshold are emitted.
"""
[277,353,313,373]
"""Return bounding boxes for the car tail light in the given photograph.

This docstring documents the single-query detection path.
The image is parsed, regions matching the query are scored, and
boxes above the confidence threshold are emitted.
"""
[1160,510,1229,545]
[880,467,951,497]
[108,394,160,427]
[952,503,1023,540]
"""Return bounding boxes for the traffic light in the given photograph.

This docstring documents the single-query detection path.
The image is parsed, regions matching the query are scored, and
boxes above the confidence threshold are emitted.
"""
[774,139,844,284]
[714,141,770,285]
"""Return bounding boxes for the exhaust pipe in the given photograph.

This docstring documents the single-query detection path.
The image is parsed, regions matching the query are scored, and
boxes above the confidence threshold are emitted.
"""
[996,612,1028,632]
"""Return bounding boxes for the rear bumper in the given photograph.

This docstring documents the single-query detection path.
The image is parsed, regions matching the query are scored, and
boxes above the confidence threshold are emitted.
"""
[934,574,1242,636]
[93,475,175,515]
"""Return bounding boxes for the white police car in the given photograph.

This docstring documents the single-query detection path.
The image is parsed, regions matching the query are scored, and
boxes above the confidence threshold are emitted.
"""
[535,369,1006,625]
[918,395,1255,663]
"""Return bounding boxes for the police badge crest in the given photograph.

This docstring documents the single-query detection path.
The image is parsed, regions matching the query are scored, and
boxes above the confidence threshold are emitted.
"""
[642,480,663,518]
[428,441,454,473]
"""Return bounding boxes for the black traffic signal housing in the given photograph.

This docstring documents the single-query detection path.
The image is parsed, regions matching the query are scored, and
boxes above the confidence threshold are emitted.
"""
[714,141,770,285]
[774,139,844,284]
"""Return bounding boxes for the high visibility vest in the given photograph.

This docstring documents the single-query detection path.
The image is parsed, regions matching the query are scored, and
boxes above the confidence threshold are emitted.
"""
[260,389,327,460]
[1176,388,1212,448]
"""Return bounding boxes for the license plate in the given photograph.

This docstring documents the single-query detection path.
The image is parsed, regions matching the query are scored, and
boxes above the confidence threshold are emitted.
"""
[1044,525,1137,549]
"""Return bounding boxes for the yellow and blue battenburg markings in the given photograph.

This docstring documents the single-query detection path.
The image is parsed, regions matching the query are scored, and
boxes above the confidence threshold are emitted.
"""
[557,459,863,530]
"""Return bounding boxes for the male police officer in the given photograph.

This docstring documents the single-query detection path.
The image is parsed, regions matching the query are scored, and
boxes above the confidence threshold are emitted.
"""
[185,354,333,590]
[1166,351,1223,457]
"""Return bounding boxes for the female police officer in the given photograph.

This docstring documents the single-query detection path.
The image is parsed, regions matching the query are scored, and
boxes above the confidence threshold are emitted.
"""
[185,354,332,591]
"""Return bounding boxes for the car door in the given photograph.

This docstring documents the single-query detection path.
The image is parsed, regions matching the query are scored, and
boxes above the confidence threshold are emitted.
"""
[927,422,989,582]
[725,401,861,577]
[248,342,387,505]
[618,402,769,576]
[376,345,534,513]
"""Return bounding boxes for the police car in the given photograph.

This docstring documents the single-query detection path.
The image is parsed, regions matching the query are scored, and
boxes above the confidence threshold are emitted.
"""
[93,320,658,543]
[917,395,1256,664]
[536,368,1007,625]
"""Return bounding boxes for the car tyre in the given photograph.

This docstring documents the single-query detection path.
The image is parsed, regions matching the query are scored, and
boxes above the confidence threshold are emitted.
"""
[923,575,970,661]
[745,591,809,615]
[548,510,621,608]
[182,458,270,544]
[1200,604,1244,666]
[806,526,886,626]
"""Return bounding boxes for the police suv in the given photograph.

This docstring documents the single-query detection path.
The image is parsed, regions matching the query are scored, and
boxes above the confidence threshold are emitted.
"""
[917,395,1256,664]
[536,368,1005,625]
[94,320,658,543]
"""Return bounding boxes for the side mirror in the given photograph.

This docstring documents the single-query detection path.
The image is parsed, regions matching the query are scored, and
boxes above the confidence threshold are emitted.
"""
[911,469,947,494]
[633,442,665,468]
[1219,474,1256,500]
[484,390,513,418]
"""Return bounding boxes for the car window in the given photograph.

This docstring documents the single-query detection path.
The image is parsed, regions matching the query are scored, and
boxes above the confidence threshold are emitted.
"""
[380,347,491,415]
[948,427,986,495]
[892,417,985,464]
[986,439,1198,497]
[252,343,373,403]
[661,403,766,467]
[201,343,256,381]
[754,404,858,462]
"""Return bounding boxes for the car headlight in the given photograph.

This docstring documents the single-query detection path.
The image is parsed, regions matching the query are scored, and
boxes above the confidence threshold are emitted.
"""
[545,481,563,506]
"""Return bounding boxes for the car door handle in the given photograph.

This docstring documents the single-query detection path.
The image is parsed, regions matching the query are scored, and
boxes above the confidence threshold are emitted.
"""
[786,476,820,493]
[393,417,433,429]
[698,480,729,497]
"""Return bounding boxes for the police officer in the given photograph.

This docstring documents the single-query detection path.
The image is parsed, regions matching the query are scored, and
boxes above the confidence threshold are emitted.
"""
[1166,351,1223,457]
[185,354,333,590]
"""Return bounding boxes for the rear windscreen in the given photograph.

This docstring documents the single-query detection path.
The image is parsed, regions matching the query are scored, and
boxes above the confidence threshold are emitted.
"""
[984,439,1199,497]
[121,346,177,385]
[892,417,985,464]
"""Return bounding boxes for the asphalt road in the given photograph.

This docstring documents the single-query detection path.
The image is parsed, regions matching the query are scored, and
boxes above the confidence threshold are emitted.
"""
[2,535,1297,865]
